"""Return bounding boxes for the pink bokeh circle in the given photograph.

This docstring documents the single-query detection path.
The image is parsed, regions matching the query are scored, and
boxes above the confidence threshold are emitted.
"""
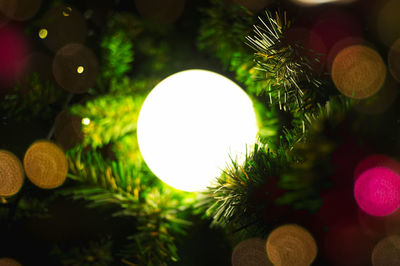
[354,167,400,217]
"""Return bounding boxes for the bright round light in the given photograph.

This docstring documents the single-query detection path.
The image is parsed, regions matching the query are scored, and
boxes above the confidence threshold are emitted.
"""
[137,69,258,192]
[354,167,400,217]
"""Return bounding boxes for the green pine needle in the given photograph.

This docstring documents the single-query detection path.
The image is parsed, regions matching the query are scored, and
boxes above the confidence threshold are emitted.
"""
[246,10,329,112]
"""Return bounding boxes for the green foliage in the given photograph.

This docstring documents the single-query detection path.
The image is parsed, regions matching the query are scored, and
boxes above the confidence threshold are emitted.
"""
[246,11,334,112]
[1,73,64,121]
[65,147,195,265]
[198,0,254,68]
[69,93,145,163]
[100,33,134,82]
[198,144,289,237]
[96,13,136,93]
[197,0,268,93]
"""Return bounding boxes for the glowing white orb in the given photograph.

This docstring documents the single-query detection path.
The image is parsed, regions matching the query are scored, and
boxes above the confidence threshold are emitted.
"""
[137,69,258,192]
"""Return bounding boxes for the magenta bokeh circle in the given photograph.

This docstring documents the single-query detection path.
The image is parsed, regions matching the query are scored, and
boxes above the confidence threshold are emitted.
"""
[354,167,400,217]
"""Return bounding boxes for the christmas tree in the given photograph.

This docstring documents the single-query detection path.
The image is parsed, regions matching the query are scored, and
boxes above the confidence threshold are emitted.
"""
[1,0,400,265]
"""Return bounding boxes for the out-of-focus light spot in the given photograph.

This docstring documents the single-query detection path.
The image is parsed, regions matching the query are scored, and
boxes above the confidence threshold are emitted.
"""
[372,235,400,266]
[232,238,272,266]
[233,0,271,13]
[0,150,24,197]
[0,257,22,266]
[354,167,400,217]
[266,224,317,266]
[77,65,84,74]
[0,0,42,21]
[378,0,400,47]
[137,69,258,192]
[134,0,186,24]
[53,43,98,94]
[23,140,68,189]
[40,4,86,52]
[62,6,72,17]
[388,39,400,82]
[82,117,90,125]
[331,45,386,99]
[38,28,47,39]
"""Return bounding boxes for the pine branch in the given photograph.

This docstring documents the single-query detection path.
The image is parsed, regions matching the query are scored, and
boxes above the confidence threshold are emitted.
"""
[65,147,194,265]
[197,144,289,237]
[246,10,332,112]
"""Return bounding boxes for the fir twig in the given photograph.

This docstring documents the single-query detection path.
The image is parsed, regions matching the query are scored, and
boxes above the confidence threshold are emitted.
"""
[246,10,329,112]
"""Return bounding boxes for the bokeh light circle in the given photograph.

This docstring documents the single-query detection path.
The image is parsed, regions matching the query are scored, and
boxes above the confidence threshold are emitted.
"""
[0,150,24,197]
[23,140,68,189]
[266,224,317,266]
[39,4,86,52]
[232,238,272,266]
[371,235,400,266]
[53,43,98,94]
[331,45,386,99]
[137,69,258,192]
[354,167,400,217]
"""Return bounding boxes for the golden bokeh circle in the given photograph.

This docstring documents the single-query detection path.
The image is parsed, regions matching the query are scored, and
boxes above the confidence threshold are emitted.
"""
[266,224,317,266]
[0,150,24,197]
[232,238,272,266]
[0,258,22,266]
[23,140,68,189]
[331,45,386,99]
[371,235,400,266]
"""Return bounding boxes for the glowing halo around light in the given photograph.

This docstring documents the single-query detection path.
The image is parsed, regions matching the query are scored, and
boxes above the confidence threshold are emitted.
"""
[354,167,400,217]
[137,69,258,192]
